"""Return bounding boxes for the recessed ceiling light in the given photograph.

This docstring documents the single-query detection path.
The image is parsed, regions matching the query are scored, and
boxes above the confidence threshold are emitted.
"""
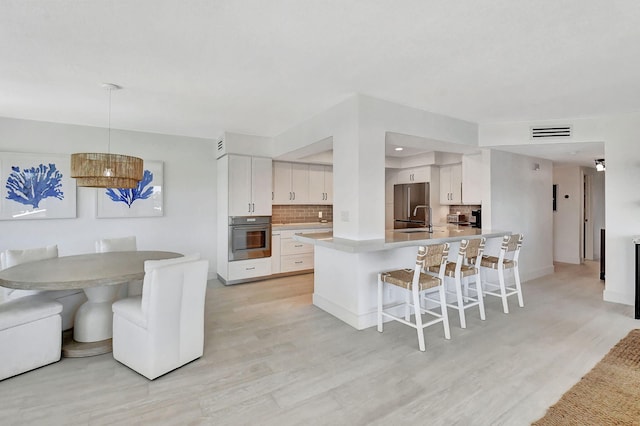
[395,147,403,151]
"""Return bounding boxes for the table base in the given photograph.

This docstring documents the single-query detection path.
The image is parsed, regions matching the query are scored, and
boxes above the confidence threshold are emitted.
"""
[62,330,112,358]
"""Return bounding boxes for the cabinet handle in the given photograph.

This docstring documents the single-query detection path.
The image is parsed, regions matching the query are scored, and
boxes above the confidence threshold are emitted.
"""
[248,203,251,212]
[289,192,292,200]
[294,261,303,264]
[246,267,255,270]
[294,244,303,247]
[272,191,274,201]
[252,203,255,212]
[293,192,296,200]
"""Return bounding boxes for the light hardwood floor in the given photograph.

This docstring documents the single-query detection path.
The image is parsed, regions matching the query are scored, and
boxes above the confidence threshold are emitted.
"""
[0,261,636,425]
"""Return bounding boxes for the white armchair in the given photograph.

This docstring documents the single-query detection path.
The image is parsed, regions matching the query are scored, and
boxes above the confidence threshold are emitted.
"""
[112,254,209,380]
[1,245,86,331]
[95,236,141,297]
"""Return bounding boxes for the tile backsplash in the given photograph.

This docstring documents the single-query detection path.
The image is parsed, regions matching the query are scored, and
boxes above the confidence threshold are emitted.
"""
[448,205,481,219]
[272,205,333,224]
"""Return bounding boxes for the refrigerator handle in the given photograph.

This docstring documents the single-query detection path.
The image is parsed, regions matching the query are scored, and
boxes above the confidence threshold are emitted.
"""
[407,187,411,218]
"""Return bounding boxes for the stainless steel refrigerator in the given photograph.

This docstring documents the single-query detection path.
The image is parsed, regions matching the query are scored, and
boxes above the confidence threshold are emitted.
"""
[394,182,430,229]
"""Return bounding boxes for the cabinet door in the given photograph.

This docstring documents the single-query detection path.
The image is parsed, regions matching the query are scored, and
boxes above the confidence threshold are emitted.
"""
[324,166,333,204]
[462,154,482,205]
[450,163,462,204]
[439,165,452,205]
[251,157,272,215]
[397,169,413,184]
[308,164,326,204]
[228,155,252,216]
[290,163,309,203]
[412,166,430,183]
[272,162,293,204]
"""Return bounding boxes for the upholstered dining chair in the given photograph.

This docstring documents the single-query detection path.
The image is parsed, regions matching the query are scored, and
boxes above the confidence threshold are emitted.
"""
[95,236,141,296]
[0,245,86,331]
[426,238,486,329]
[112,254,209,380]
[377,243,450,352]
[479,234,524,314]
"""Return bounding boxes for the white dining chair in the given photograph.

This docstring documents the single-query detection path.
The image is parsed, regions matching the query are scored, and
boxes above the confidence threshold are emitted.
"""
[96,236,141,296]
[0,245,86,331]
[112,254,208,380]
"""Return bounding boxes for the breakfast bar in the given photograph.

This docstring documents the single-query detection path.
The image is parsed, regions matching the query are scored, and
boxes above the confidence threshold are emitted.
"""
[294,226,507,330]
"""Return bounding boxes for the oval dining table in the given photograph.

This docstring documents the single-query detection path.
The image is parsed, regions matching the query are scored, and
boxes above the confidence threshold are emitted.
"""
[0,250,182,357]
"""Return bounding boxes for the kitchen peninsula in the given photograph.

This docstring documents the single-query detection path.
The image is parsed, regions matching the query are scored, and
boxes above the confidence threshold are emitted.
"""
[294,226,507,330]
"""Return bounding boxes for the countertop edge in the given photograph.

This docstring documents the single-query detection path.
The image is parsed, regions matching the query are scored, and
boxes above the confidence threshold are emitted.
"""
[294,229,509,253]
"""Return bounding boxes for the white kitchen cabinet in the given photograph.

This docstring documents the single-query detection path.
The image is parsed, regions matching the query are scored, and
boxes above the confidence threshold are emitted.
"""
[228,258,272,281]
[308,164,333,204]
[273,228,331,274]
[228,155,272,216]
[272,162,309,204]
[439,163,462,205]
[397,165,430,184]
[462,154,483,205]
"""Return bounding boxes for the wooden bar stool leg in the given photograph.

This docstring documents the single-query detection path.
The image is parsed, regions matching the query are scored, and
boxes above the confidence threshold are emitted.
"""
[476,272,486,320]
[412,286,426,351]
[498,265,509,314]
[438,284,451,339]
[514,265,524,307]
[454,274,466,329]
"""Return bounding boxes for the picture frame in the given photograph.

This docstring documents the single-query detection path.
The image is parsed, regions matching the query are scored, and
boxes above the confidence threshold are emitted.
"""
[96,160,163,218]
[0,151,77,220]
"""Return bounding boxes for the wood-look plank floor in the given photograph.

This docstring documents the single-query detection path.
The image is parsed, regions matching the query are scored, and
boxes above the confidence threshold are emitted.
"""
[0,261,636,425]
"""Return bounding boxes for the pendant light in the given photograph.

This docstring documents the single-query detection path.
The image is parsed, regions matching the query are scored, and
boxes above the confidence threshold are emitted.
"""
[71,83,143,189]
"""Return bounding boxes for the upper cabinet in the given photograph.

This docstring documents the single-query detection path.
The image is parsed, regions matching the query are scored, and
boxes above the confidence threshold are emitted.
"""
[273,162,309,204]
[397,165,430,184]
[462,154,483,205]
[228,155,272,216]
[308,164,333,204]
[439,163,462,205]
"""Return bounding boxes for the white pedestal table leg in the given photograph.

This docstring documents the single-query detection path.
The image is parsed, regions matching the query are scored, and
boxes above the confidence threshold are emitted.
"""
[74,283,123,342]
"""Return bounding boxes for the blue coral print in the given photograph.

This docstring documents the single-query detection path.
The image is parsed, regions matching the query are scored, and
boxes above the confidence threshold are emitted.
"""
[5,163,64,208]
[105,169,154,207]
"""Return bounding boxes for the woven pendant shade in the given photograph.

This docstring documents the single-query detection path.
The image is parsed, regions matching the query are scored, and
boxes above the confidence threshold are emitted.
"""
[71,153,143,189]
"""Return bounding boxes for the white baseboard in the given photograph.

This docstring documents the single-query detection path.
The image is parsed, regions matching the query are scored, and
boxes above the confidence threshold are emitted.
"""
[522,265,555,282]
[603,289,633,306]
[313,293,384,330]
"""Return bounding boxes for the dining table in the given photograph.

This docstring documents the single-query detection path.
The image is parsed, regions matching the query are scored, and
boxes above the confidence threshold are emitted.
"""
[0,250,182,357]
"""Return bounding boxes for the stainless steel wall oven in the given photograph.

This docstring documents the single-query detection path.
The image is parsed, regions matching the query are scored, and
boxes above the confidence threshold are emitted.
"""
[228,216,272,261]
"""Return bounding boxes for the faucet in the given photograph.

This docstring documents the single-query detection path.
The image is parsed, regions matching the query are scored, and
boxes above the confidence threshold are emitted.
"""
[412,205,433,232]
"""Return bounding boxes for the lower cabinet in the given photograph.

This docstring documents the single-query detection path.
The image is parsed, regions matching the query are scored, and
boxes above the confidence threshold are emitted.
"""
[272,227,331,275]
[228,258,272,281]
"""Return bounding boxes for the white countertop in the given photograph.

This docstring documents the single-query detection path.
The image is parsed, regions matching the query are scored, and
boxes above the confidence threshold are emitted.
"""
[293,226,507,253]
[272,222,333,231]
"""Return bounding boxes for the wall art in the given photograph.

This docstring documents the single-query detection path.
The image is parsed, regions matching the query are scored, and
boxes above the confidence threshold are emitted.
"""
[97,160,163,218]
[0,152,77,220]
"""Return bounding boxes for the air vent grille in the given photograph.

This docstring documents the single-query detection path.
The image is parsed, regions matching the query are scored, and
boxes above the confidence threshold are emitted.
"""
[531,125,572,139]
[217,139,224,152]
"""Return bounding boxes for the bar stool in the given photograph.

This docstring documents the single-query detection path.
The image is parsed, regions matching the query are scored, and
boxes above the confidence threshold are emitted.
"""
[480,234,524,314]
[427,238,486,328]
[377,243,450,352]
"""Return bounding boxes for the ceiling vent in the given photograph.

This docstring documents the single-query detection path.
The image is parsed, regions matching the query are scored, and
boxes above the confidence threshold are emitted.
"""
[215,139,226,159]
[530,125,572,140]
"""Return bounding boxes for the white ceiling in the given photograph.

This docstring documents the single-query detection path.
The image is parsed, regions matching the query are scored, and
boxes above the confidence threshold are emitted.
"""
[1,1,637,166]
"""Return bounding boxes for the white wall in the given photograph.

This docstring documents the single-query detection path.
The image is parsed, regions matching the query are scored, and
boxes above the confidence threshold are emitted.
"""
[487,150,554,281]
[553,165,582,264]
[481,112,640,307]
[0,117,218,277]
